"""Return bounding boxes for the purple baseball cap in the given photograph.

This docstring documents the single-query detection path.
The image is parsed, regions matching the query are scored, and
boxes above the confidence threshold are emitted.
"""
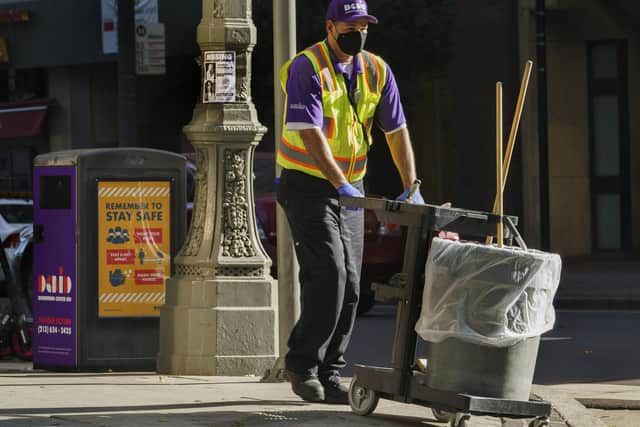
[326,0,379,24]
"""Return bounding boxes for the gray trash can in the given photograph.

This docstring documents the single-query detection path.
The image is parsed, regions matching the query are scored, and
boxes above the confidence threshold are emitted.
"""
[425,336,540,400]
[415,238,562,400]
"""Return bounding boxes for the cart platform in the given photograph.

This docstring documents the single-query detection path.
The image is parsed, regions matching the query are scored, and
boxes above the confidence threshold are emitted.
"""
[340,196,552,427]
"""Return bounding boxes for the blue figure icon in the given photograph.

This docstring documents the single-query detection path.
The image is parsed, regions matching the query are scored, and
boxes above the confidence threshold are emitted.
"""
[109,269,126,287]
[110,226,130,244]
[113,226,124,244]
[138,248,145,265]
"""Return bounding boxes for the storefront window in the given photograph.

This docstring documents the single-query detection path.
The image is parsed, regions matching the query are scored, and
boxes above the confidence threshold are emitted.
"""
[588,40,630,251]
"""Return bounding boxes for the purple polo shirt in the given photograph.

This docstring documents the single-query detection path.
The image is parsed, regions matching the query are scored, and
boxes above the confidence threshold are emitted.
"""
[285,41,406,134]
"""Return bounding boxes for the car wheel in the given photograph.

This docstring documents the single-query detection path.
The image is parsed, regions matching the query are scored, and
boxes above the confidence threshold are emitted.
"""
[10,325,32,361]
[0,341,11,358]
[0,321,11,358]
[21,250,33,312]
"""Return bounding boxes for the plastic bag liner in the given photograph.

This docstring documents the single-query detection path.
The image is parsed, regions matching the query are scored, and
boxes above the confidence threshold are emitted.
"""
[415,238,562,347]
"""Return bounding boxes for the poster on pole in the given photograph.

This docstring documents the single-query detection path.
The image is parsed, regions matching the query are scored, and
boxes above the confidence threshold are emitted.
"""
[97,180,171,317]
[202,51,236,103]
[101,0,159,54]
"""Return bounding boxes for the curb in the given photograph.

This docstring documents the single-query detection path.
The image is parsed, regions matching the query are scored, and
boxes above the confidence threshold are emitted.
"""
[532,386,607,427]
[577,398,640,410]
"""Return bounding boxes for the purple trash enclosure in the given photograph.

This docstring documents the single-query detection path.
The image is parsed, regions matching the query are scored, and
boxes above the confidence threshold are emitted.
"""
[33,166,77,367]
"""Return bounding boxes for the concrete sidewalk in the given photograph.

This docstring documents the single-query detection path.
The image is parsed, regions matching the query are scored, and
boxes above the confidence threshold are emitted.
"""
[0,362,628,427]
[2,256,638,426]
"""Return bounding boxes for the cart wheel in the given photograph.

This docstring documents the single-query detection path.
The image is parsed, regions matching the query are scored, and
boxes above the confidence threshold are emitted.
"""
[528,417,550,427]
[348,377,379,416]
[431,408,453,422]
[0,341,10,358]
[449,413,470,427]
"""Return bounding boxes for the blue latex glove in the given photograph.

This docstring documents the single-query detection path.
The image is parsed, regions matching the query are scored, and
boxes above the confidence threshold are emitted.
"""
[337,183,364,198]
[396,188,425,204]
[337,183,364,211]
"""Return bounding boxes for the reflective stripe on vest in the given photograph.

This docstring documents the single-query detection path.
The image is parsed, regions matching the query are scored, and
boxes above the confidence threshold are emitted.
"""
[279,135,367,174]
[278,40,386,182]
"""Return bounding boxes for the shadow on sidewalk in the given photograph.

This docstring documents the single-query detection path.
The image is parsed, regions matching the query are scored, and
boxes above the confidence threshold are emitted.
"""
[0,379,261,387]
[0,407,441,427]
[0,400,309,415]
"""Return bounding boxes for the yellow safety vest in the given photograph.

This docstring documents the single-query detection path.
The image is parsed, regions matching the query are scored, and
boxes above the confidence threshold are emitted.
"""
[277,40,387,182]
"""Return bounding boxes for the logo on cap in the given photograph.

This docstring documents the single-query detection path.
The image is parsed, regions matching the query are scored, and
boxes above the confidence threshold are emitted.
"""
[344,2,366,14]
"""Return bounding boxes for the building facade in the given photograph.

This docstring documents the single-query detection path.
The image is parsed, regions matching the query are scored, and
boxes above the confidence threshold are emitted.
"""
[517,0,639,255]
[445,0,639,256]
[0,0,201,192]
[0,0,636,257]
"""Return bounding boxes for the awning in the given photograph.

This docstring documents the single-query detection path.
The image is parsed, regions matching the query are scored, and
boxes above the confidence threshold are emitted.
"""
[0,98,49,139]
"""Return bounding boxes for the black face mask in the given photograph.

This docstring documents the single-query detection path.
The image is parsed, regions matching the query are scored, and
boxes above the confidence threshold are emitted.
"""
[335,30,367,56]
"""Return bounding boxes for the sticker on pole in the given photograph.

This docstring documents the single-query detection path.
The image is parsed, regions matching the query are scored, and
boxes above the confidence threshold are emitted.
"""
[202,51,236,103]
[97,180,171,317]
[135,22,166,75]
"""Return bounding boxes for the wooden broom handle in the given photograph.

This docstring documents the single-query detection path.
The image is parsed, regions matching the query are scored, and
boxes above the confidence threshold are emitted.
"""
[496,82,504,248]
[497,60,533,198]
[486,61,533,245]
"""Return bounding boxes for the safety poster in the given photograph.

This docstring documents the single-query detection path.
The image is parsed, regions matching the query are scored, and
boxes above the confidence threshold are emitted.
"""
[97,180,171,317]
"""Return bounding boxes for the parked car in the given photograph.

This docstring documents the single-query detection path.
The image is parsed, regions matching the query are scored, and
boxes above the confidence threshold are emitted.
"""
[0,197,34,227]
[0,196,34,298]
[0,197,34,307]
[0,196,34,360]
[186,153,403,315]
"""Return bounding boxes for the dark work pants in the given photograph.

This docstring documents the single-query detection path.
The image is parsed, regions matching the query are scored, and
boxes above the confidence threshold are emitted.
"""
[277,169,364,382]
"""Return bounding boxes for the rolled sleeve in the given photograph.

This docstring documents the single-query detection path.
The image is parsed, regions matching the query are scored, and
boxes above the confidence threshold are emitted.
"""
[285,56,324,129]
[374,64,407,133]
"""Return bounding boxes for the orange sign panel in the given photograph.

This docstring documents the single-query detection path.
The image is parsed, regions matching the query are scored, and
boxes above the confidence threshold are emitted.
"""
[97,181,171,317]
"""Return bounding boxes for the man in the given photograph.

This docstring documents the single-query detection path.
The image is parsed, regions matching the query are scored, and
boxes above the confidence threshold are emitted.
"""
[276,0,423,404]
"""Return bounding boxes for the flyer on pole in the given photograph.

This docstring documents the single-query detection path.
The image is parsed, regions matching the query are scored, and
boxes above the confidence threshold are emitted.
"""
[202,51,236,103]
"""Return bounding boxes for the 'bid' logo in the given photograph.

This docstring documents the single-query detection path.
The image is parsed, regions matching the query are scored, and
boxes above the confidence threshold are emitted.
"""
[38,266,73,295]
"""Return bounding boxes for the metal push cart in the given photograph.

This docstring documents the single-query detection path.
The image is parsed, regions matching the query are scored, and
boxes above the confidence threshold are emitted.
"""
[340,195,552,427]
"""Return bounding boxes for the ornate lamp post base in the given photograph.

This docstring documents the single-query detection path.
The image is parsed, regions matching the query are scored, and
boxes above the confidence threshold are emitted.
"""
[157,0,278,376]
[157,276,276,375]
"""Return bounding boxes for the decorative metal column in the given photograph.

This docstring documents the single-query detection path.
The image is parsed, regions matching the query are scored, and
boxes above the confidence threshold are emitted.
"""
[157,0,278,375]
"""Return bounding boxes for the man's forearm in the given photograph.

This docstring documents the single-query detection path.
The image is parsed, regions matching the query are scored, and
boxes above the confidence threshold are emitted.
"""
[385,127,417,189]
[298,127,348,189]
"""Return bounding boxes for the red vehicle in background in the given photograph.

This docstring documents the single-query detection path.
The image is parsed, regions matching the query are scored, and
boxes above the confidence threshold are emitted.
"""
[252,152,403,315]
[186,152,403,315]
[254,193,402,315]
